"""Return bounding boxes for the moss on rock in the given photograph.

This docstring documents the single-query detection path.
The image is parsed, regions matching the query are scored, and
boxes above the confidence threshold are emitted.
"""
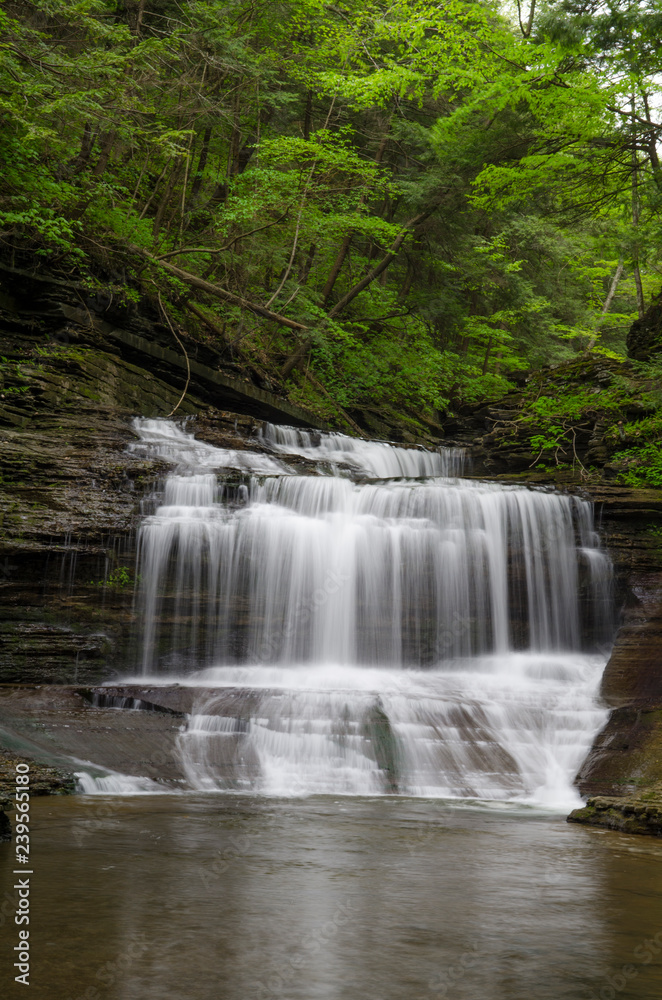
[568,788,662,837]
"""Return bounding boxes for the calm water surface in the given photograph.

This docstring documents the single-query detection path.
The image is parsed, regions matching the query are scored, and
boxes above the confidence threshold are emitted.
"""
[2,796,662,1000]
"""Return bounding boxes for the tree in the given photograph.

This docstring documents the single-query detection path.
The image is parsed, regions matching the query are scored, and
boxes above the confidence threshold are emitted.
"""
[0,0,659,426]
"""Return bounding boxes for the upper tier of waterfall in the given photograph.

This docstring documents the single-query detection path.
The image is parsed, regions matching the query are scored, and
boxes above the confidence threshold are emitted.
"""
[260,421,467,478]
[134,419,612,671]
[112,417,615,805]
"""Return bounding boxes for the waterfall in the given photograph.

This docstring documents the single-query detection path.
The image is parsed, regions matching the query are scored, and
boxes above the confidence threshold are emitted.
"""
[127,417,614,806]
[260,421,467,477]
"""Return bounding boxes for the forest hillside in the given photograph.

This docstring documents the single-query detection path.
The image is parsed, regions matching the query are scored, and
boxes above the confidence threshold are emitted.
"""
[1,0,662,477]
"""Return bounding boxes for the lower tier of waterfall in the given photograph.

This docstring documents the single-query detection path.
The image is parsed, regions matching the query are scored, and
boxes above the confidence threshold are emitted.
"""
[174,655,607,807]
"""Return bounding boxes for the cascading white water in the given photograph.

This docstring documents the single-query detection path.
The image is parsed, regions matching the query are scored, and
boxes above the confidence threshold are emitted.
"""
[260,421,467,477]
[124,417,614,807]
[129,417,290,475]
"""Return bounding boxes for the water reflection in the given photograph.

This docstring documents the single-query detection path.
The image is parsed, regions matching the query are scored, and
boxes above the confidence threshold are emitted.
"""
[2,796,662,1000]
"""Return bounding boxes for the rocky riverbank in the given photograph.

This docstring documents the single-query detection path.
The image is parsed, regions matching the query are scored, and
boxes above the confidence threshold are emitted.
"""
[568,788,662,836]
[0,746,75,841]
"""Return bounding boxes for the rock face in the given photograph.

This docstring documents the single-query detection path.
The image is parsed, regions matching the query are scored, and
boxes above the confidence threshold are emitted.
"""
[567,490,662,835]
[0,746,75,799]
[568,791,662,836]
[442,356,657,480]
[569,577,662,836]
[0,260,329,685]
[626,291,662,360]
[0,688,183,788]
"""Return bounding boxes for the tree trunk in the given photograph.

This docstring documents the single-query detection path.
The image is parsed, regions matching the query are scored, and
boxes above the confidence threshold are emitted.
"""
[299,243,316,284]
[188,126,212,205]
[303,90,313,140]
[92,131,117,178]
[482,337,493,375]
[631,95,645,320]
[586,259,625,352]
[281,337,312,377]
[321,233,352,305]
[230,89,242,177]
[516,0,536,37]
[319,122,392,305]
[127,0,146,35]
[399,266,414,301]
[70,123,95,175]
[152,159,183,241]
[327,212,431,320]
[129,244,310,332]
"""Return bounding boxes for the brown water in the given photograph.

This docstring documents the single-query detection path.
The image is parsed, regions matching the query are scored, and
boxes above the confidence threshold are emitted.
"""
[2,795,662,1000]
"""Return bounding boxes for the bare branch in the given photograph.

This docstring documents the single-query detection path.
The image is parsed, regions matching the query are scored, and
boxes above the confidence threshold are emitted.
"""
[127,243,310,332]
[155,213,290,260]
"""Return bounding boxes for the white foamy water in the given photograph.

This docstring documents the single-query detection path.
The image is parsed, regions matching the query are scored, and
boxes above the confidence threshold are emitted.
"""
[175,656,607,808]
[129,417,290,474]
[119,418,614,806]
[75,769,169,795]
[260,422,466,477]
[137,473,612,669]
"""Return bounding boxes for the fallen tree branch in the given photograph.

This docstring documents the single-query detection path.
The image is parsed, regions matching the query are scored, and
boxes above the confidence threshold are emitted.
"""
[571,427,589,478]
[327,211,432,319]
[155,214,290,261]
[126,243,310,333]
[184,300,230,345]
[281,337,312,378]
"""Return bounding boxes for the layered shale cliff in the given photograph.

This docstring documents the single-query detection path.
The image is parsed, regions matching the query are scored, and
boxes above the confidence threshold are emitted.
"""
[0,259,331,688]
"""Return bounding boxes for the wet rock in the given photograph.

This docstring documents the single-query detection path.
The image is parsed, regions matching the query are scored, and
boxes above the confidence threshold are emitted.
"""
[599,594,662,707]
[568,788,662,837]
[626,291,662,361]
[0,747,75,799]
[0,259,336,684]
[0,688,184,786]
[569,534,662,833]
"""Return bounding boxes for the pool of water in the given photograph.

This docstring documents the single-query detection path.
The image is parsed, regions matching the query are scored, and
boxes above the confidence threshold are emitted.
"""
[2,796,662,999]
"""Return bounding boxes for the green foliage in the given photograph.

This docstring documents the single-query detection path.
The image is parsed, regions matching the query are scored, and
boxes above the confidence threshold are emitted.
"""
[529,386,627,420]
[530,426,565,453]
[606,414,662,447]
[33,343,91,364]
[0,356,34,395]
[616,443,662,488]
[0,0,660,424]
[90,566,135,589]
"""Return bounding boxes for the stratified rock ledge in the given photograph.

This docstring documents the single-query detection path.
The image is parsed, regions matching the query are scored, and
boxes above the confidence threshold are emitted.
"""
[0,747,76,800]
[568,790,662,837]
